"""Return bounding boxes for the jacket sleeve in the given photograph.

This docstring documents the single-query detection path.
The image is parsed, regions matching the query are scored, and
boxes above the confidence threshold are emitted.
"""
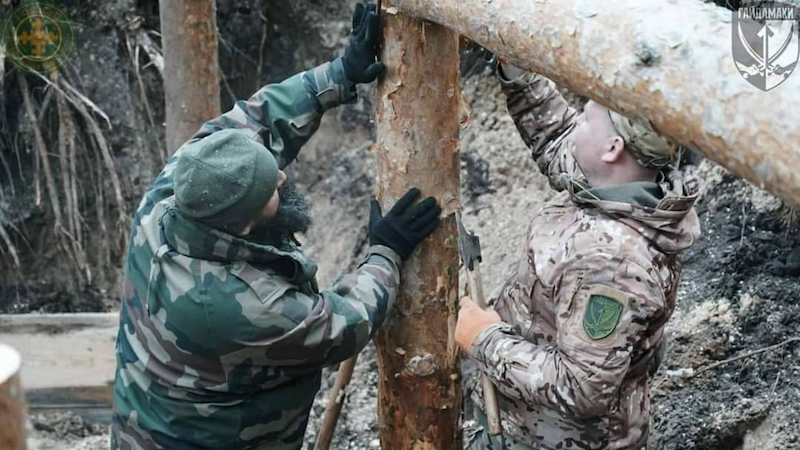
[187,58,356,169]
[499,68,582,191]
[471,254,663,418]
[211,245,403,369]
[140,59,356,209]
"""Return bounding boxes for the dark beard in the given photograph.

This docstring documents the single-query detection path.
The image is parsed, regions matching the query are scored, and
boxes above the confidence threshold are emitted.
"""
[248,181,311,246]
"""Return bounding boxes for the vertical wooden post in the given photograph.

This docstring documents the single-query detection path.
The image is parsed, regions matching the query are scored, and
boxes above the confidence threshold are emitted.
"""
[374,5,463,449]
[159,0,221,154]
[0,344,25,450]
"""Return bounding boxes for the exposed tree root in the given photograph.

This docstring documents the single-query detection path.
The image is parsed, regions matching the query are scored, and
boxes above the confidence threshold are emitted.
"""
[18,73,64,232]
[93,154,111,271]
[0,44,4,100]
[0,147,14,198]
[36,88,55,124]
[0,223,20,269]
[690,337,800,379]
[256,12,269,90]
[11,68,129,286]
[55,72,91,285]
[125,29,165,165]
[220,68,238,107]
[34,72,112,129]
[138,31,165,78]
[74,100,128,232]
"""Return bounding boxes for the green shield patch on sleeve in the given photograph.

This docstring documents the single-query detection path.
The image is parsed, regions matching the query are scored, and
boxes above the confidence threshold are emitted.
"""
[583,294,624,340]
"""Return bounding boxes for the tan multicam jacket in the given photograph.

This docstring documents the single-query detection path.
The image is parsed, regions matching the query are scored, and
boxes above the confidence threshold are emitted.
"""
[470,71,701,450]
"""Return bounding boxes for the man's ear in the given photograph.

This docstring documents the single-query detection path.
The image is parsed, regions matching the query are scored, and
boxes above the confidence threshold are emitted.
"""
[600,136,626,163]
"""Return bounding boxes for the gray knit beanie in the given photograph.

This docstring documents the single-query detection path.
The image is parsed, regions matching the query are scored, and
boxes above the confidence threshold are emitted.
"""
[174,129,279,233]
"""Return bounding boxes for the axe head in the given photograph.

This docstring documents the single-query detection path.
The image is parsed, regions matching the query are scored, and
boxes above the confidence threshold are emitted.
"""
[456,212,482,271]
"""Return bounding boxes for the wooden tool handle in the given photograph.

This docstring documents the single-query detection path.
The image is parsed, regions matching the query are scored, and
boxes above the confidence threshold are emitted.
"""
[314,356,358,450]
[481,373,503,436]
[465,265,503,436]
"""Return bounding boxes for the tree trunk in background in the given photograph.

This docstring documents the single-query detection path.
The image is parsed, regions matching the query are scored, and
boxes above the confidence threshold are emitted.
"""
[0,344,25,450]
[374,5,463,450]
[159,0,221,154]
[388,0,800,206]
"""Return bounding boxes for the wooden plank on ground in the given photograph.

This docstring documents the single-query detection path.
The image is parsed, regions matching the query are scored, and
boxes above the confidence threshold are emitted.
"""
[0,313,118,397]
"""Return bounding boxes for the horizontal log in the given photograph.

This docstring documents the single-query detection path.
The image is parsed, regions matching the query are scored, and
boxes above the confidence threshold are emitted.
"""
[387,0,800,205]
[0,314,118,391]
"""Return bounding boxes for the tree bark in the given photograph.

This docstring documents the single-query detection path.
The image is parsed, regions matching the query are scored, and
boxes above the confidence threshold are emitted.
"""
[0,344,25,450]
[388,0,800,206]
[374,6,463,450]
[159,0,221,155]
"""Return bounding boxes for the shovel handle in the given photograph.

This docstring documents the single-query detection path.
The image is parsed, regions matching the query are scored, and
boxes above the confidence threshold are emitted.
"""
[482,373,503,436]
[314,356,358,450]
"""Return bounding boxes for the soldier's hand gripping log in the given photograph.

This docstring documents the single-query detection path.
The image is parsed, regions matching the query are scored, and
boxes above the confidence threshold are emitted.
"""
[457,213,503,436]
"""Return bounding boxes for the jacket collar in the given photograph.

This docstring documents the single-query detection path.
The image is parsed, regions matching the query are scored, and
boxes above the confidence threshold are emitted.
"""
[158,198,318,286]
[562,170,701,255]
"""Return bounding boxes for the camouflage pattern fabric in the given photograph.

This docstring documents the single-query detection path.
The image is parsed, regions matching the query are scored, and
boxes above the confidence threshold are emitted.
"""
[465,408,536,450]
[606,111,680,170]
[466,71,702,450]
[111,59,403,450]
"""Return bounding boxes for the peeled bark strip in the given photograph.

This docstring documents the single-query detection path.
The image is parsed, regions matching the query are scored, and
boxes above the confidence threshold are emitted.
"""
[0,344,25,450]
[159,0,221,154]
[374,7,463,450]
[389,0,800,205]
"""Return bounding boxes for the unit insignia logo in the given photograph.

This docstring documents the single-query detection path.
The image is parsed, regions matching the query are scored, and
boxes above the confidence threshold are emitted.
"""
[583,295,623,341]
[2,2,75,74]
[732,1,800,91]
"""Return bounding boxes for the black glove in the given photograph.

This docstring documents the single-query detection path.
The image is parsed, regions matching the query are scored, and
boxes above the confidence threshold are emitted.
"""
[343,2,386,84]
[369,188,441,260]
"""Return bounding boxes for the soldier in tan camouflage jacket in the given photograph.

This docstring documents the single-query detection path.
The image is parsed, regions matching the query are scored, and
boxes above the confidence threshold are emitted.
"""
[455,63,702,450]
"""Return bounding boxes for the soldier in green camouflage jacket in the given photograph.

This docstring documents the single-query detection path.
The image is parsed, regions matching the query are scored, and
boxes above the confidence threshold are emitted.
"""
[456,63,702,450]
[111,4,442,450]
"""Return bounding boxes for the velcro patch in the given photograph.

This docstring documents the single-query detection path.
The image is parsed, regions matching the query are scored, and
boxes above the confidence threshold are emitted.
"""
[583,294,624,340]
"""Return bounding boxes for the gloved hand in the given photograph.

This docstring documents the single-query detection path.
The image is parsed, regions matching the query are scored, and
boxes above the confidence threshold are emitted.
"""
[369,188,441,260]
[343,2,386,84]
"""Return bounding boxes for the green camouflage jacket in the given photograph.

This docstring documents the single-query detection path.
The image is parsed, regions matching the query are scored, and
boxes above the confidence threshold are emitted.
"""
[111,59,403,450]
[468,72,701,450]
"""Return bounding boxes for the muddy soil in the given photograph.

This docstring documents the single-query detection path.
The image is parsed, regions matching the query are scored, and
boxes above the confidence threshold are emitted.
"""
[4,1,800,450]
[649,162,800,450]
[27,412,107,450]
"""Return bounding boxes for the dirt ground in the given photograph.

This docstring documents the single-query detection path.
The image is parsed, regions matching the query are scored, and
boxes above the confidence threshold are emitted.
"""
[4,1,800,450]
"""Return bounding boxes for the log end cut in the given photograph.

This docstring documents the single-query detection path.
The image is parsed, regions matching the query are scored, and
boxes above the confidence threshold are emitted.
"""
[0,343,26,450]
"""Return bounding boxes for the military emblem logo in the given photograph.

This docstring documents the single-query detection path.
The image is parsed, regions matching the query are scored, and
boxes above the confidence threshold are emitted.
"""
[732,1,800,91]
[583,294,623,340]
[2,2,75,74]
